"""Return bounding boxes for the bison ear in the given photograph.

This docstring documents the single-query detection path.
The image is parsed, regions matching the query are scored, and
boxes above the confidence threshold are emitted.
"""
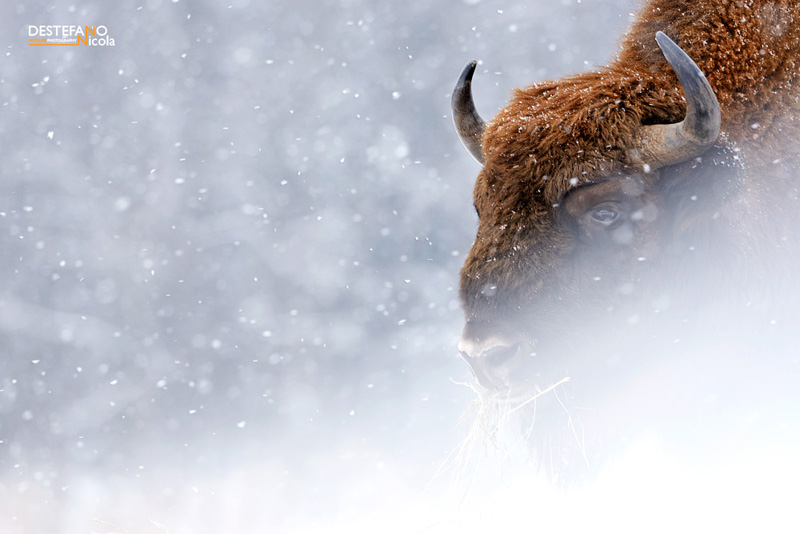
[452,61,486,165]
[628,31,721,170]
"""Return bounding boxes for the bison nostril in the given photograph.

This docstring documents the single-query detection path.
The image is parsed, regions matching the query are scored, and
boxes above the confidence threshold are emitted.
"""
[481,342,521,367]
[458,339,523,390]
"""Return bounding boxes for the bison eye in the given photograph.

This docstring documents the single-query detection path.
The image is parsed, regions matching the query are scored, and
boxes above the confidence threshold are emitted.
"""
[590,205,619,225]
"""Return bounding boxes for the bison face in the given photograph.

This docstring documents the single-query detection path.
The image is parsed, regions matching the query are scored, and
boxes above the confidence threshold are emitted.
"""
[453,32,720,399]
[459,170,661,395]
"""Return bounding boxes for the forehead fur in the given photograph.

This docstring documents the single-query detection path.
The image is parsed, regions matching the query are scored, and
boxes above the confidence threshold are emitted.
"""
[477,0,800,210]
[480,66,684,207]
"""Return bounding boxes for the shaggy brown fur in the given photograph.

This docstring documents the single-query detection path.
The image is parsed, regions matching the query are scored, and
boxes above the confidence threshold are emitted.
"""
[460,0,800,339]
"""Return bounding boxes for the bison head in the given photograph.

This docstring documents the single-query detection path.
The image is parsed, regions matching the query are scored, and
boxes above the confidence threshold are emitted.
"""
[452,33,720,398]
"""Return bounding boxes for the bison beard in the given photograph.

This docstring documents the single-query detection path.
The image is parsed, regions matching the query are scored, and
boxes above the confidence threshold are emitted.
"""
[451,0,800,482]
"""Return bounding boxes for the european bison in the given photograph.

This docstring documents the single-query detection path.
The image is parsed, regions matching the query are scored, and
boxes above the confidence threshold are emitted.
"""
[451,0,800,476]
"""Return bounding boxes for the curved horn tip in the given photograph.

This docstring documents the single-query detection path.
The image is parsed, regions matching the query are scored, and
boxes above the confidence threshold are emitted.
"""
[461,60,478,82]
[654,30,673,50]
[452,60,486,165]
[655,30,721,139]
[630,30,721,169]
[452,61,478,110]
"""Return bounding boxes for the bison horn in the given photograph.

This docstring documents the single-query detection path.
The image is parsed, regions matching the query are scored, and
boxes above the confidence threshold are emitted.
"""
[452,61,486,164]
[630,31,721,170]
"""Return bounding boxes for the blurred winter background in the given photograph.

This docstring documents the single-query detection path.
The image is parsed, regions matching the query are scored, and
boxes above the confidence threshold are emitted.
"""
[0,1,637,532]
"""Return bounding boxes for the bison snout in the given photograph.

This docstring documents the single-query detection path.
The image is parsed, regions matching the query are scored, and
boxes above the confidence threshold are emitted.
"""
[457,335,526,391]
